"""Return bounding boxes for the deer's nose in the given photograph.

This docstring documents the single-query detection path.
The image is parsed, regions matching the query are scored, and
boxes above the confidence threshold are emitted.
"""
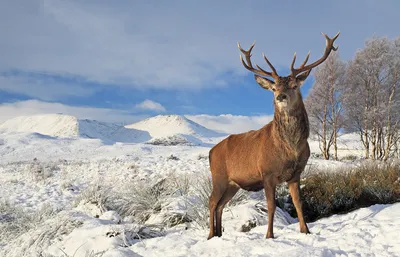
[276,94,287,102]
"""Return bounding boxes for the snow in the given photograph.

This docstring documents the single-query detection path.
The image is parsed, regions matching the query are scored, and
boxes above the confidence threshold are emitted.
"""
[0,114,150,144]
[308,132,364,159]
[126,115,226,145]
[0,114,398,257]
[0,114,80,137]
[130,203,400,257]
[0,114,226,146]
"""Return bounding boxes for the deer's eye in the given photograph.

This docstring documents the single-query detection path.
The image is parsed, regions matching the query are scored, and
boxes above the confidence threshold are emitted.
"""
[271,88,276,92]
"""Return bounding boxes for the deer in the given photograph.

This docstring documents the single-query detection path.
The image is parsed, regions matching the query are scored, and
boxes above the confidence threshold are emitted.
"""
[208,32,340,239]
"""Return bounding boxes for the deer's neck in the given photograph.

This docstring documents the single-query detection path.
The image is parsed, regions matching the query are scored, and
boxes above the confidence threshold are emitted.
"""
[272,102,309,150]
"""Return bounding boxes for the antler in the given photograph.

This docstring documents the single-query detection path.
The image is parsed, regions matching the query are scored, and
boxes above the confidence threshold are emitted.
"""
[290,31,340,77]
[238,41,279,80]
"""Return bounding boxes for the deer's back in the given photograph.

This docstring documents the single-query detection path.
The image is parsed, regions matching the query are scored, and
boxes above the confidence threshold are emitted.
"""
[209,123,310,189]
[209,125,275,190]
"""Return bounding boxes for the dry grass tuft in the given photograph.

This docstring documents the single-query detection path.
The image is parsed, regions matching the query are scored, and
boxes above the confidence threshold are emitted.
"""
[300,162,400,221]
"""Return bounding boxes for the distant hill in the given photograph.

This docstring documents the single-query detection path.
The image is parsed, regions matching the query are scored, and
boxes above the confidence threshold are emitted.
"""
[0,114,150,143]
[126,115,226,146]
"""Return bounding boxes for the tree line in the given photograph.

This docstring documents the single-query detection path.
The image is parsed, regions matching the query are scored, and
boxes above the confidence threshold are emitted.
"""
[305,36,400,161]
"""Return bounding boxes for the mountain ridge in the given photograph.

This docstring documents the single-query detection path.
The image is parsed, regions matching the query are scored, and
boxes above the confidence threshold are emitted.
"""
[0,114,226,145]
[0,114,150,143]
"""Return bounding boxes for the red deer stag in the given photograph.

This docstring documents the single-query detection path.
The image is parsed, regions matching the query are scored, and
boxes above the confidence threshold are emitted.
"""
[208,32,340,239]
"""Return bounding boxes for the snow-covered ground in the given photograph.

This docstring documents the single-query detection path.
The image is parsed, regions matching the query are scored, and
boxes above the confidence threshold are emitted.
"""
[0,114,398,257]
[130,203,400,257]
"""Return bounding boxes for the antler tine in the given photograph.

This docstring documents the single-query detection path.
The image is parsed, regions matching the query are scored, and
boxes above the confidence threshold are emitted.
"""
[290,32,340,77]
[262,53,278,75]
[290,51,310,71]
[300,51,310,68]
[238,41,279,79]
[290,52,297,72]
[322,32,340,51]
[238,41,256,56]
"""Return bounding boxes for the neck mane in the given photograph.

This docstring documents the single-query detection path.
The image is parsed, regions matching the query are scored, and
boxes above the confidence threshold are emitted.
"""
[272,101,309,150]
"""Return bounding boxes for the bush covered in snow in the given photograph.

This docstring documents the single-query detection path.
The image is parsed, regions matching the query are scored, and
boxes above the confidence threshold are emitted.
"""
[340,154,360,162]
[0,202,59,246]
[70,169,253,232]
[186,170,252,229]
[73,184,110,215]
[167,154,180,161]
[108,178,175,223]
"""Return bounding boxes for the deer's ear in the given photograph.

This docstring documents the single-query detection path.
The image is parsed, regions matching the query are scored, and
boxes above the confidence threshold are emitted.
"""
[296,70,311,86]
[254,75,275,90]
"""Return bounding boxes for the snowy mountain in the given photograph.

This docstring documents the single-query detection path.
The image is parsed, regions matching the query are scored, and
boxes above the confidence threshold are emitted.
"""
[0,114,150,143]
[126,115,226,145]
[0,114,225,146]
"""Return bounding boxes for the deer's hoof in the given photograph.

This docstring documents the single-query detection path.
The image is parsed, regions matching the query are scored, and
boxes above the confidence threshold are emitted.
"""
[301,228,311,234]
[266,233,274,239]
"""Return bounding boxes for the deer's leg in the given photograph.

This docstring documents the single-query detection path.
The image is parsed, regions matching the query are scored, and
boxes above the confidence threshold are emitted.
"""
[208,182,226,240]
[264,179,276,239]
[288,180,310,234]
[215,182,239,237]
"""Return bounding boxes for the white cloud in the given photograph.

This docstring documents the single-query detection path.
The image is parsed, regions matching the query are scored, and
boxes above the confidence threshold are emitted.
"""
[135,100,166,112]
[186,114,273,134]
[0,100,147,124]
[0,0,398,94]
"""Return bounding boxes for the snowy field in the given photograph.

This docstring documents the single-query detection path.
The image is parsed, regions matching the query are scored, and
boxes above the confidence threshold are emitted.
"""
[0,114,398,257]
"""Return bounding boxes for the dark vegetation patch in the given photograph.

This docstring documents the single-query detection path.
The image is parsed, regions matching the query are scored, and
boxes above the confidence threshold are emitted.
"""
[277,162,400,222]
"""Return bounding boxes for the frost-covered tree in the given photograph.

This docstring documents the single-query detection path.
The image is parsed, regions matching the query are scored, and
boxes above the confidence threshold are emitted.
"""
[342,36,400,160]
[384,37,400,160]
[305,51,345,160]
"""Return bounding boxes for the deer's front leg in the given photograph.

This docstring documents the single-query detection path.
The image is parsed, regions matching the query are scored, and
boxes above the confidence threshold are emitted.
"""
[264,179,276,239]
[288,180,310,234]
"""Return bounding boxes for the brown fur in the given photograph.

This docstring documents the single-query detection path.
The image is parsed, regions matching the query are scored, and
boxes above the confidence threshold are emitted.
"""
[207,83,311,239]
[208,33,339,239]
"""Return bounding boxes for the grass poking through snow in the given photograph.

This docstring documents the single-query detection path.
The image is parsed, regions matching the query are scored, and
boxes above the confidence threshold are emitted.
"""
[300,162,400,221]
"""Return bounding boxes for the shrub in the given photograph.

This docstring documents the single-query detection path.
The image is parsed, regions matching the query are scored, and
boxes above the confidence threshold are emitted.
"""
[147,135,192,146]
[0,202,59,245]
[341,154,359,162]
[275,184,296,217]
[30,161,58,181]
[186,170,250,229]
[167,154,180,161]
[300,162,400,222]
[76,175,194,227]
[127,163,139,173]
[73,184,109,213]
[197,154,209,160]
[168,172,192,196]
[185,171,212,229]
[162,213,192,227]
[107,178,174,223]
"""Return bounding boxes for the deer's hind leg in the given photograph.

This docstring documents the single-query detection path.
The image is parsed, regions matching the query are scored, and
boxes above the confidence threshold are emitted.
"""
[208,179,226,240]
[215,182,239,237]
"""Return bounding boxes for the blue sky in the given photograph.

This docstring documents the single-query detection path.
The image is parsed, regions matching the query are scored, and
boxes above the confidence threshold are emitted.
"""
[0,0,399,124]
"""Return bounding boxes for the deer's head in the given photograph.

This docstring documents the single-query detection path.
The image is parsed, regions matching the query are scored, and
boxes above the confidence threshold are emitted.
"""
[238,32,340,112]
